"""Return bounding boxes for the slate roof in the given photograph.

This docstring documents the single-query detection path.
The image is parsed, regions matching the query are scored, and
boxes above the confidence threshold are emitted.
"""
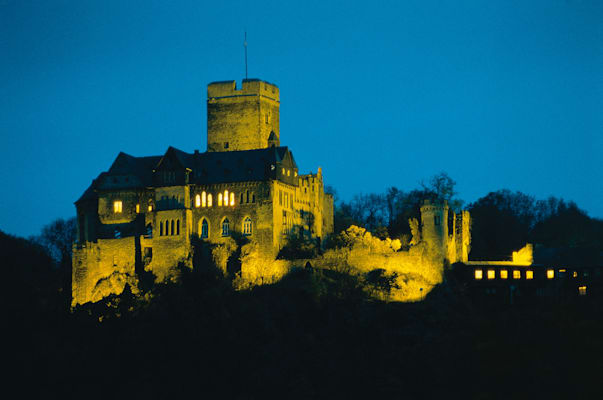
[76,146,298,204]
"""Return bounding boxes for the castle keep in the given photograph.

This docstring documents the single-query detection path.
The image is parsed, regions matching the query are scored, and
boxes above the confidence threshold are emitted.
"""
[72,79,334,306]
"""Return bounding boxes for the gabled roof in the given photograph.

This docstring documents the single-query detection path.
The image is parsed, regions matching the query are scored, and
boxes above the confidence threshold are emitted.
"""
[75,146,300,203]
[107,152,161,186]
[155,146,193,171]
[189,146,296,184]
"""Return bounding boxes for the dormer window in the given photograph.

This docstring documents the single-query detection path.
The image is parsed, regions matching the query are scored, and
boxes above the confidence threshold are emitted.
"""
[113,201,122,213]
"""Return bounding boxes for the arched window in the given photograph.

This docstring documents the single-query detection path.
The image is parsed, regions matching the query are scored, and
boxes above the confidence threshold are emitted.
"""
[218,193,223,206]
[221,218,230,237]
[240,193,244,204]
[195,194,201,208]
[252,194,255,203]
[176,219,180,236]
[200,218,209,239]
[243,217,252,236]
[202,191,207,207]
[160,221,164,236]
[230,192,235,206]
[224,190,229,206]
[170,220,175,236]
[246,190,249,203]
[208,194,213,207]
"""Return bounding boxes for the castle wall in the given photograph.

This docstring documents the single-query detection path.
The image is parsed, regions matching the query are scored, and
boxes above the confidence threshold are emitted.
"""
[147,208,192,281]
[191,181,275,255]
[72,236,139,306]
[207,80,280,152]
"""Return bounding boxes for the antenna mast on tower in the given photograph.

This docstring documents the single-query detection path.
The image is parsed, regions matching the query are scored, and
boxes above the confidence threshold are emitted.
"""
[244,31,248,80]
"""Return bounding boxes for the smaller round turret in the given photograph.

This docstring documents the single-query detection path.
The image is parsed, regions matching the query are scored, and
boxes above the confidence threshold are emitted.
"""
[420,199,449,254]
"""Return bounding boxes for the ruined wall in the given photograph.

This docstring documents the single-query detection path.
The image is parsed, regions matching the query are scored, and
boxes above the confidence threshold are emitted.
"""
[72,236,139,306]
[238,226,443,302]
[207,80,280,152]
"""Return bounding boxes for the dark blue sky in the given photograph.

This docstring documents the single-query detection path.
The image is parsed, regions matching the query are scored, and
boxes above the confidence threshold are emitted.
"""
[1,0,602,237]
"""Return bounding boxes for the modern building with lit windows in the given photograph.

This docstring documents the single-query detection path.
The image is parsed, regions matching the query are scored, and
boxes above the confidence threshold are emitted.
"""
[454,245,603,303]
[72,79,334,306]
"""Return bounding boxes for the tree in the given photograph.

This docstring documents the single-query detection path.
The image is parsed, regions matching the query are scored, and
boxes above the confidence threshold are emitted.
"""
[37,217,77,298]
[468,190,535,259]
[421,172,463,210]
[38,217,77,266]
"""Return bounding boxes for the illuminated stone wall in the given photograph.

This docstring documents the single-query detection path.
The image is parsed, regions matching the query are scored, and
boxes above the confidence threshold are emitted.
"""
[72,77,335,306]
[420,200,470,265]
[72,237,139,306]
[191,181,275,256]
[207,79,280,152]
[146,208,193,281]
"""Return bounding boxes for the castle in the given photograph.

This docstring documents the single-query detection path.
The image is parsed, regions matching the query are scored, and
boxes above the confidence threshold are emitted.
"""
[72,79,334,306]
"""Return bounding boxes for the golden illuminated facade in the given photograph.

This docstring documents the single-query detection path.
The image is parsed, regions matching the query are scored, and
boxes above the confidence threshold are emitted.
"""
[72,79,334,306]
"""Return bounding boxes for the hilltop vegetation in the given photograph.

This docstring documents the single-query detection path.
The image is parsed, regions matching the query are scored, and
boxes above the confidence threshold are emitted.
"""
[3,174,603,398]
[3,226,603,399]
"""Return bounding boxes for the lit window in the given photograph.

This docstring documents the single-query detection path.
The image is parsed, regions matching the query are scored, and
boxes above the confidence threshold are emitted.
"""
[547,269,554,279]
[208,194,212,207]
[224,190,229,206]
[526,270,534,280]
[294,171,297,177]
[200,219,209,239]
[513,270,521,279]
[222,218,230,236]
[475,269,483,280]
[287,169,290,176]
[195,194,201,208]
[148,205,153,212]
[113,201,122,213]
[230,192,235,206]
[578,286,587,296]
[243,217,252,236]
[202,191,207,207]
[282,167,285,174]
[218,193,223,206]
[487,270,495,280]
[136,204,140,213]
[500,270,508,279]
[573,271,578,278]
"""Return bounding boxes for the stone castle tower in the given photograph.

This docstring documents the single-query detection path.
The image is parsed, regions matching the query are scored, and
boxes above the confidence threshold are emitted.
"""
[420,200,470,264]
[207,79,280,152]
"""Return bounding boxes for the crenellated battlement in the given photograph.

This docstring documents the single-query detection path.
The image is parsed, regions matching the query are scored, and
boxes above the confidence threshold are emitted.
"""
[208,79,280,101]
